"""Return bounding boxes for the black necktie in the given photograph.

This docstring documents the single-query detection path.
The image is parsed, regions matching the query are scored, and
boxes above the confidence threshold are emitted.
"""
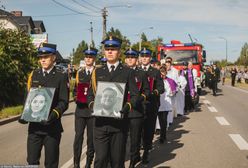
[110,65,115,76]
[110,65,115,72]
[44,71,48,77]
[87,70,90,76]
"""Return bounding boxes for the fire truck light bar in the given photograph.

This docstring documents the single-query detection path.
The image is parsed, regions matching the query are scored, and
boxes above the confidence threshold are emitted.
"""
[164,43,194,47]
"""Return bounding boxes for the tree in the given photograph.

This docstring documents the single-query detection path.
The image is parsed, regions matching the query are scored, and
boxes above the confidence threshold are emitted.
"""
[235,43,248,66]
[141,33,148,42]
[71,40,88,66]
[0,28,37,109]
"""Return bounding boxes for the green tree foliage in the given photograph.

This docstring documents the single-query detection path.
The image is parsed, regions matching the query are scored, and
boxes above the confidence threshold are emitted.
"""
[235,42,248,66]
[141,33,148,42]
[0,28,37,109]
[71,40,88,65]
[132,35,163,58]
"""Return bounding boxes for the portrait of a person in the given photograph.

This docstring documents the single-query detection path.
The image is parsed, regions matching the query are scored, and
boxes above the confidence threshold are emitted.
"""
[94,87,120,117]
[22,88,54,122]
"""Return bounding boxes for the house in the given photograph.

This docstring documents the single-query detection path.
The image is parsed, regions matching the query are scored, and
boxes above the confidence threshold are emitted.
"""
[0,9,46,34]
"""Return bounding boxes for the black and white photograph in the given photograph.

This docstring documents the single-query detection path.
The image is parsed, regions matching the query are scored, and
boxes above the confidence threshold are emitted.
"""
[21,87,55,122]
[92,81,126,118]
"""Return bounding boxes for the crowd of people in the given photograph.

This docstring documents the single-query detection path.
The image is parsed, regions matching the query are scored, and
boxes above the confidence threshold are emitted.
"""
[19,36,215,168]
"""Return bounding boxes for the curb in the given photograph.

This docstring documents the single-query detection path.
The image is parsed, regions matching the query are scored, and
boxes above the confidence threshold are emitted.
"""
[0,115,20,126]
[0,99,75,126]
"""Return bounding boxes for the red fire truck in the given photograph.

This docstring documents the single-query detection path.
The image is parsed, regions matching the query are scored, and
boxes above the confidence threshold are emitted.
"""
[157,40,206,94]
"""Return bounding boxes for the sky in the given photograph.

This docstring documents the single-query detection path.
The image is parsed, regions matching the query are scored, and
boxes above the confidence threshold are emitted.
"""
[3,0,248,63]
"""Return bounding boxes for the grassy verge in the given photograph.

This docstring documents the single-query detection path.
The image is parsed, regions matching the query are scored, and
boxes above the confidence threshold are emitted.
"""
[0,105,23,119]
[225,78,248,90]
[0,79,75,120]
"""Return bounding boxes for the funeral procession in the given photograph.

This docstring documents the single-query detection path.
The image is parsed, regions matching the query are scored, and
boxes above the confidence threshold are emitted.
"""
[1,0,248,168]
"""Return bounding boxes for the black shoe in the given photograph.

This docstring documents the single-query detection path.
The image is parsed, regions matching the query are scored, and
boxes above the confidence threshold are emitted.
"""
[85,158,92,168]
[142,150,149,164]
[74,163,80,168]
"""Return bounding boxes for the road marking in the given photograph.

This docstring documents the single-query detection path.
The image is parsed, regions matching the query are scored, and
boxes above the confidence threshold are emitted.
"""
[203,100,211,105]
[61,145,87,168]
[226,85,248,94]
[215,117,230,125]
[229,134,248,150]
[207,106,218,112]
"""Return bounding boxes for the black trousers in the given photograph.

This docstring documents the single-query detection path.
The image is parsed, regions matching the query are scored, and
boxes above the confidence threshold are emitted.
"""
[142,110,157,151]
[93,128,127,168]
[212,80,217,95]
[73,117,94,165]
[157,111,169,140]
[185,91,193,111]
[27,132,61,168]
[128,117,143,161]
[231,76,236,86]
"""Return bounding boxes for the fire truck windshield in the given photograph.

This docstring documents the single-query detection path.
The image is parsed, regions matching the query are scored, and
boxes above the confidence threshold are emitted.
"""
[165,50,198,64]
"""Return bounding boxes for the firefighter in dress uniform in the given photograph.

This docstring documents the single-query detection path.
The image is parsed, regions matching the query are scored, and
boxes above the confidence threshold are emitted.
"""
[19,43,69,168]
[87,36,139,168]
[73,47,97,168]
[124,48,150,168]
[139,48,164,164]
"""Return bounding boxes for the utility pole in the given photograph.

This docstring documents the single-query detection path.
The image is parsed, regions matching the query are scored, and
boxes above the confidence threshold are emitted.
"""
[102,7,107,41]
[90,21,93,47]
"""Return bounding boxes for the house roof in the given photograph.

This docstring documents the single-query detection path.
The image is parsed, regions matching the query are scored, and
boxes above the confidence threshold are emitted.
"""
[0,9,46,33]
[13,16,35,29]
[0,9,20,28]
[33,20,46,32]
[0,9,13,17]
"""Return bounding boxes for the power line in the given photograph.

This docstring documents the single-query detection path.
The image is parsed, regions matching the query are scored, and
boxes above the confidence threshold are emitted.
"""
[80,0,101,10]
[52,0,99,17]
[71,0,99,13]
[33,13,100,18]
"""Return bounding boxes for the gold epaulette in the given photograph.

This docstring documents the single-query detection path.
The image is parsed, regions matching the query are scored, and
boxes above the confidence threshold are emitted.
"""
[141,93,146,101]
[91,68,97,95]
[127,102,132,111]
[91,65,102,95]
[27,71,34,91]
[75,70,79,85]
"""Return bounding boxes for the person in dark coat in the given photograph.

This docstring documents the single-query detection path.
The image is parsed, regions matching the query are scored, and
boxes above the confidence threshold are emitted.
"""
[231,67,237,86]
[73,47,97,168]
[19,43,69,168]
[139,48,164,164]
[211,64,220,96]
[87,36,139,168]
[124,47,150,168]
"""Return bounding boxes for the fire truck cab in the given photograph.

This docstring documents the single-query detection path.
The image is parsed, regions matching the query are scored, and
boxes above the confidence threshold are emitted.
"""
[157,40,206,95]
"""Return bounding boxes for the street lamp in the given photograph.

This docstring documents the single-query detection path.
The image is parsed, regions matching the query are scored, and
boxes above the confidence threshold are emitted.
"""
[102,4,131,40]
[139,27,154,51]
[219,37,228,63]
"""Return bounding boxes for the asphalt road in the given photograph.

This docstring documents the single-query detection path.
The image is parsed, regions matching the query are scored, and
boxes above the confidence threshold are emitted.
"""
[1,84,248,168]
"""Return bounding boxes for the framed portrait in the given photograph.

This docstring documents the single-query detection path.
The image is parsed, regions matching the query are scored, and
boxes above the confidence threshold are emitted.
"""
[92,81,126,119]
[21,87,55,122]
